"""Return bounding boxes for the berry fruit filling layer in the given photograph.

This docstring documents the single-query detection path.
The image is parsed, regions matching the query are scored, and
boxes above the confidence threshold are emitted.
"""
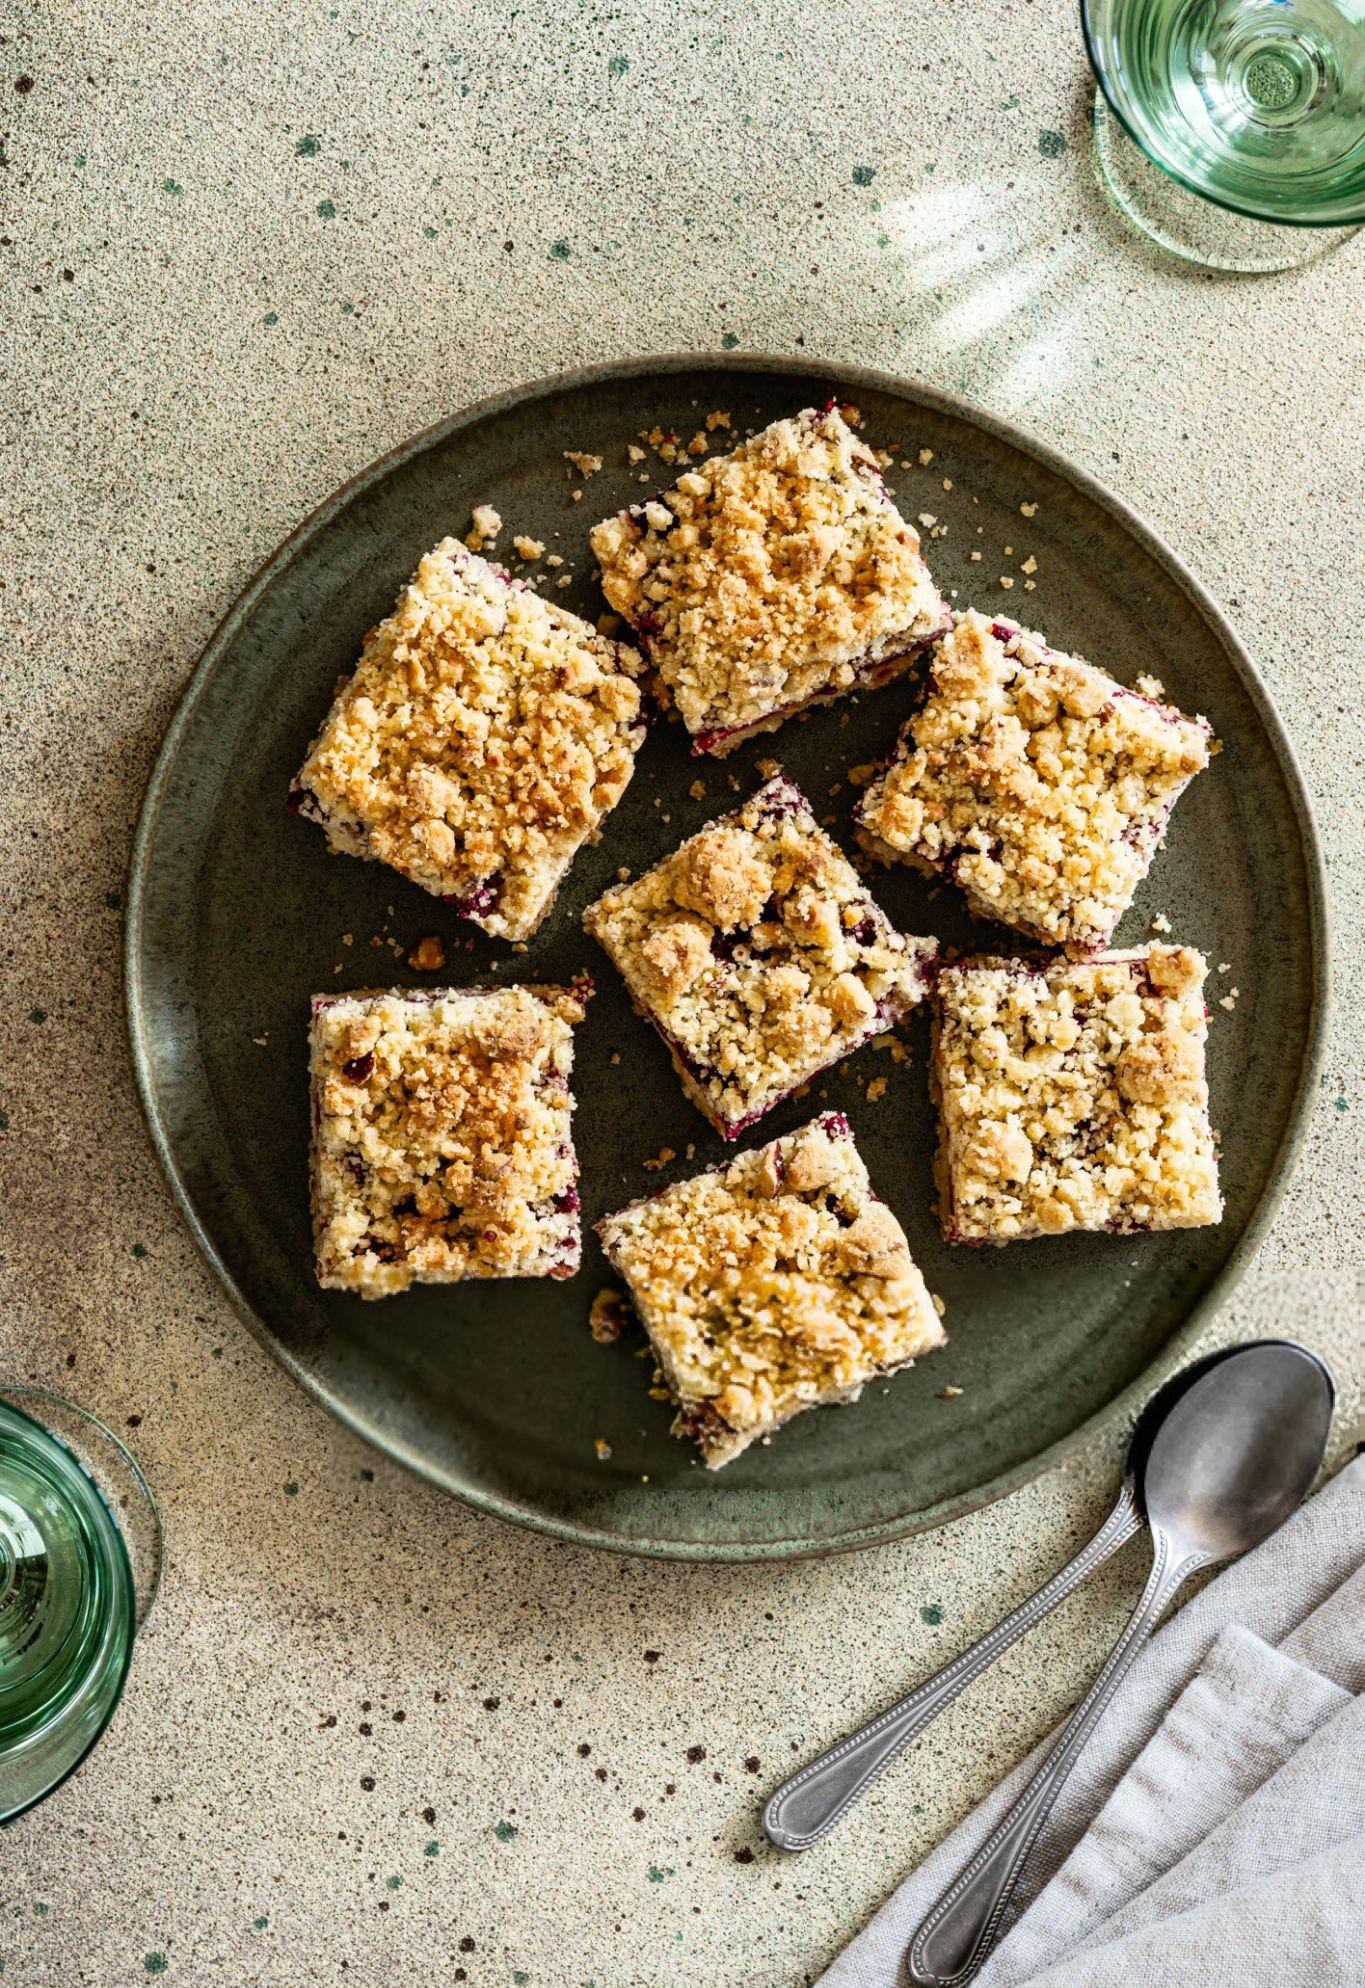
[597,1113,946,1467]
[584,773,937,1136]
[589,406,947,756]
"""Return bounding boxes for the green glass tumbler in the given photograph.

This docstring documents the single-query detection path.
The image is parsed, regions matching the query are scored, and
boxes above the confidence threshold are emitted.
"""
[1083,0,1365,268]
[0,1390,161,1823]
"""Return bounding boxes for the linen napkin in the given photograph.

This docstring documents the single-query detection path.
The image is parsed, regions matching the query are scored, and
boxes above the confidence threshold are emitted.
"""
[817,1453,1365,1988]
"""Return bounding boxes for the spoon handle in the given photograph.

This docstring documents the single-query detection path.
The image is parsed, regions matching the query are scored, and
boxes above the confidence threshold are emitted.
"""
[762,1480,1142,1853]
[906,1530,1202,1987]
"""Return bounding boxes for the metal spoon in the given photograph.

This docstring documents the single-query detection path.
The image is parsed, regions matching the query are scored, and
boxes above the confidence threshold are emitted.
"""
[906,1339,1334,1986]
[763,1341,1332,1866]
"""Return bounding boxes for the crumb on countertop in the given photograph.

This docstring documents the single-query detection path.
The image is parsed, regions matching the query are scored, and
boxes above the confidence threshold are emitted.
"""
[642,1147,676,1172]
[594,1436,613,1460]
[938,1382,962,1397]
[565,451,602,477]
[918,447,934,465]
[866,1076,888,1103]
[513,534,545,561]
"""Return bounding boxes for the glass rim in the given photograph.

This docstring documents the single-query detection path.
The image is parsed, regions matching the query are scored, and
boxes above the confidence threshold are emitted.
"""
[1080,0,1365,229]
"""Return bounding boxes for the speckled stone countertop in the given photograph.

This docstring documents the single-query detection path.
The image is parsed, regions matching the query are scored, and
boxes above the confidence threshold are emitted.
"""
[2,1,1362,1982]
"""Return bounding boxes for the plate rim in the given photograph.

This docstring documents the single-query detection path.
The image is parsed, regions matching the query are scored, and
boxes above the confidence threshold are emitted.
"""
[125,350,1332,1561]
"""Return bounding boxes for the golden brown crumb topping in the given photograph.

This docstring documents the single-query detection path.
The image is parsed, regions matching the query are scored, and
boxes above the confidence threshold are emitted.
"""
[589,408,946,750]
[310,983,587,1298]
[597,1114,945,1466]
[293,540,646,942]
[584,776,936,1135]
[933,946,1222,1244]
[857,611,1212,954]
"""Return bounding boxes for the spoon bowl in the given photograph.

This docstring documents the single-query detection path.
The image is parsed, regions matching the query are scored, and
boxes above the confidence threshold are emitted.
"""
[1137,1339,1334,1562]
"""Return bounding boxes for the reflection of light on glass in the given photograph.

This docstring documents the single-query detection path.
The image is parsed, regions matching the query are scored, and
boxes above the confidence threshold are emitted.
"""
[871,180,1087,413]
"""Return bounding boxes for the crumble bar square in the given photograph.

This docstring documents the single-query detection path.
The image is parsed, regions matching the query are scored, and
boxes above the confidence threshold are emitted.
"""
[310,981,590,1297]
[589,406,948,755]
[856,611,1213,954]
[596,1112,946,1467]
[291,539,647,942]
[583,773,937,1138]
[932,945,1222,1245]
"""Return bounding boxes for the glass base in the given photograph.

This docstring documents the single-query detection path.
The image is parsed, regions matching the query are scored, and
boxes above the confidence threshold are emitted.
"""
[0,1390,160,1823]
[1092,92,1361,271]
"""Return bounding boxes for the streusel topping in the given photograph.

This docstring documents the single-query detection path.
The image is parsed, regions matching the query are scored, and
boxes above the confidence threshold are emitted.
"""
[597,1114,945,1464]
[857,611,1212,953]
[294,540,646,942]
[311,983,587,1297]
[584,776,936,1134]
[589,407,946,749]
[933,946,1222,1243]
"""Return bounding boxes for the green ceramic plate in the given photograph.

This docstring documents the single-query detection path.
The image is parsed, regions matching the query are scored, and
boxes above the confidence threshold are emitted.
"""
[127,356,1327,1560]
